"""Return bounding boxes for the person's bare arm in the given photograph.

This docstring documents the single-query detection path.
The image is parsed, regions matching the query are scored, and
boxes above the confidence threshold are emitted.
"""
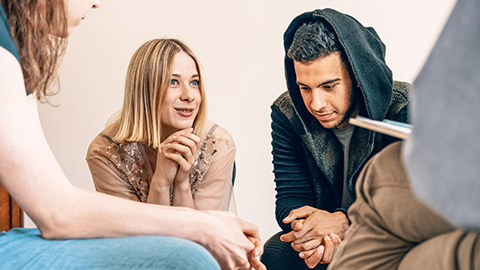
[0,47,262,269]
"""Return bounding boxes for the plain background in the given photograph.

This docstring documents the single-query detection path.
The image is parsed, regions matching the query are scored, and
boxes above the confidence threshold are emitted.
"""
[29,0,457,242]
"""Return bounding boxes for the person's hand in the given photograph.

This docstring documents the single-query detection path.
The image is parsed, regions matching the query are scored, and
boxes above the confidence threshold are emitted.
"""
[152,130,185,187]
[280,206,348,253]
[167,129,200,186]
[246,235,266,270]
[240,213,266,270]
[298,232,342,268]
[149,128,198,204]
[152,128,199,185]
[203,210,266,270]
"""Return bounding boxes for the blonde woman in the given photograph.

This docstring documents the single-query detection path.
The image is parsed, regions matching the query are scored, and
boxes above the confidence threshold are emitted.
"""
[86,39,236,211]
[0,1,264,268]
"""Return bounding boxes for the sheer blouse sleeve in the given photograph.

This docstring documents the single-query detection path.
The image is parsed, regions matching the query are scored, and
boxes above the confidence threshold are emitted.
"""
[193,125,236,212]
[86,135,142,202]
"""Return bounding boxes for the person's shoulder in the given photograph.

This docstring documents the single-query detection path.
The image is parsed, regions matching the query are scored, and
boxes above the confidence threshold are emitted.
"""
[272,91,293,108]
[272,91,299,122]
[392,81,412,104]
[206,122,235,150]
[387,80,412,117]
[0,6,20,62]
[86,123,119,159]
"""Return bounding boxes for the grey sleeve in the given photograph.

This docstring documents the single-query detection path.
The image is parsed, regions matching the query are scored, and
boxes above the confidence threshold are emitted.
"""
[403,0,480,229]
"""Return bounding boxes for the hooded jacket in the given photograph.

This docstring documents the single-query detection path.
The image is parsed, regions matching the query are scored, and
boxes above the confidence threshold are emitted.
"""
[271,8,411,232]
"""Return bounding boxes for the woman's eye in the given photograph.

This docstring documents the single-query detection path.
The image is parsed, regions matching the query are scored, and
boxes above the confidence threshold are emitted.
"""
[170,79,179,85]
[191,80,199,86]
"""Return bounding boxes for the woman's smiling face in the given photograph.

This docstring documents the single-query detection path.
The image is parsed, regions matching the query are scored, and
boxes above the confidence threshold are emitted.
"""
[160,51,202,136]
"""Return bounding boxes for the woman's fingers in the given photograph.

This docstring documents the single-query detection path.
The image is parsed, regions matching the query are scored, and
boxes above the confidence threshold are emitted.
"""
[164,150,190,170]
[164,129,200,164]
[170,137,197,162]
[179,131,201,144]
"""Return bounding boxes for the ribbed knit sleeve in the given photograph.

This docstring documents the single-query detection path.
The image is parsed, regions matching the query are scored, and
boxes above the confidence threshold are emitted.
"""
[271,105,315,232]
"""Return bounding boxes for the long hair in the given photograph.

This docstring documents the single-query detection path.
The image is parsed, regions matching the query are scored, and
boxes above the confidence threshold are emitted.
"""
[112,39,207,148]
[2,0,68,100]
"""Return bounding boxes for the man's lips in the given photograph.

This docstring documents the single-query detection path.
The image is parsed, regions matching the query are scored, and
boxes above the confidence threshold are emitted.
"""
[313,112,334,121]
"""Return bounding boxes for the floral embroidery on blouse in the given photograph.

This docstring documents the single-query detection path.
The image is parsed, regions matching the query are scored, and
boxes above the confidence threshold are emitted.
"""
[98,125,219,204]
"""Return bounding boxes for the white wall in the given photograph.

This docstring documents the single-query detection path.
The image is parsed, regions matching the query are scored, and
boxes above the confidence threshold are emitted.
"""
[32,0,456,241]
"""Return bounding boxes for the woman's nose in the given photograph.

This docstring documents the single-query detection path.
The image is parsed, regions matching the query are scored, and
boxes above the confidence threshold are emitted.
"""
[180,85,195,102]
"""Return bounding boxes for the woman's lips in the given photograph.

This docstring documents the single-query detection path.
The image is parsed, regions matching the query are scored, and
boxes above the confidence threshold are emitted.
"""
[175,108,194,117]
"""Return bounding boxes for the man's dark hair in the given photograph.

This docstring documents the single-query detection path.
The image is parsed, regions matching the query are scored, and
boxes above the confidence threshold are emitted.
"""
[287,21,345,64]
[288,21,360,127]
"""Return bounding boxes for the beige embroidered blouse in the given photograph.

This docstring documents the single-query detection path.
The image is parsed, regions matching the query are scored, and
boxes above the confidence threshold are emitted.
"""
[86,122,236,212]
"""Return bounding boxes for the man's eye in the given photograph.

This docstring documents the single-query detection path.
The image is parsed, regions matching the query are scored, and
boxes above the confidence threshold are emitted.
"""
[300,87,310,91]
[324,84,337,90]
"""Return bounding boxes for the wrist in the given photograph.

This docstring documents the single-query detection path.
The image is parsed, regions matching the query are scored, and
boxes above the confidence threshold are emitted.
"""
[174,171,190,185]
[148,175,171,197]
[152,174,173,188]
[174,180,191,192]
[190,211,215,246]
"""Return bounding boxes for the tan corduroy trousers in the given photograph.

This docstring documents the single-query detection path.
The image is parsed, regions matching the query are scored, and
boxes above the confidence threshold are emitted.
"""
[329,142,479,270]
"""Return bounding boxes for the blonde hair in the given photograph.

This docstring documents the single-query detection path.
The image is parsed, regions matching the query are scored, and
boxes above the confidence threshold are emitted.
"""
[112,38,207,148]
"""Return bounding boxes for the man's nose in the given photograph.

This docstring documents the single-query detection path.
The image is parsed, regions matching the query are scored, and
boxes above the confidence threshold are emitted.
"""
[310,89,327,111]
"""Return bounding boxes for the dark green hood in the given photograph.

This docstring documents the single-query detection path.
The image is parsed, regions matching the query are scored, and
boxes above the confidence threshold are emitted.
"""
[284,8,393,121]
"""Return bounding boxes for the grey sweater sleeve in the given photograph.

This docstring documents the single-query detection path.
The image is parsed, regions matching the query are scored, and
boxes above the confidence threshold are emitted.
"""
[403,0,480,230]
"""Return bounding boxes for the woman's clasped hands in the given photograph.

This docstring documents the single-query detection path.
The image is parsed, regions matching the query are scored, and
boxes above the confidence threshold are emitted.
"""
[148,127,200,206]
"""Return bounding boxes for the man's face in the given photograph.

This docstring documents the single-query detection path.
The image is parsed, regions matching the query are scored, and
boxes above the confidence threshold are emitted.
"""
[294,52,354,130]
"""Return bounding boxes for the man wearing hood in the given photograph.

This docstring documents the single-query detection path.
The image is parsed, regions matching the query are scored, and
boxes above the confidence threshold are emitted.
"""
[329,0,480,269]
[261,8,411,269]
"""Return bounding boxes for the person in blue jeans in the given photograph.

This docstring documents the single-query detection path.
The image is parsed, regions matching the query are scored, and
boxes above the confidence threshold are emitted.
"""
[0,1,265,269]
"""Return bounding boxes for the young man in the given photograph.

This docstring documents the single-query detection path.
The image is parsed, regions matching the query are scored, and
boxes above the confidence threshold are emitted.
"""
[261,8,410,269]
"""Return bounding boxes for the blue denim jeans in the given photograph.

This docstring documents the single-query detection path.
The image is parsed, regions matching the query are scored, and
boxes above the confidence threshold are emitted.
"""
[0,228,220,270]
